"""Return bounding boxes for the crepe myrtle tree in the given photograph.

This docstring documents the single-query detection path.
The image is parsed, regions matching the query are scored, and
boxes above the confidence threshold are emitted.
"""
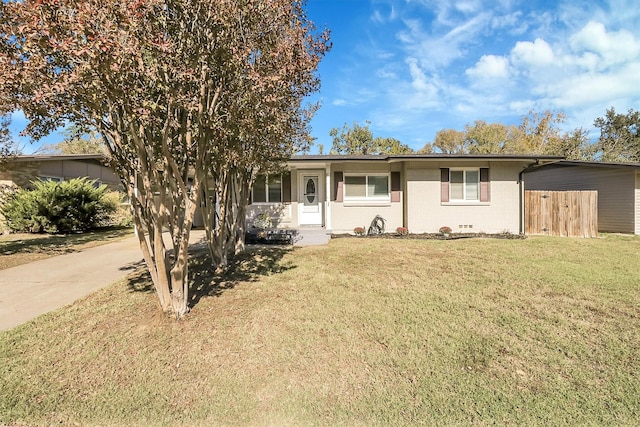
[0,0,329,317]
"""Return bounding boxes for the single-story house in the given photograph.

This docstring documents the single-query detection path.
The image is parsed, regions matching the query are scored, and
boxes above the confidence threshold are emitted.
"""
[0,154,120,190]
[525,160,640,235]
[246,154,561,235]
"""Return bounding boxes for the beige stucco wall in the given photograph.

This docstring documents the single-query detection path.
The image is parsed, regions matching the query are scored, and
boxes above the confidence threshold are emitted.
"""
[241,160,529,234]
[330,202,403,232]
[246,203,294,229]
[329,161,403,233]
[406,162,523,234]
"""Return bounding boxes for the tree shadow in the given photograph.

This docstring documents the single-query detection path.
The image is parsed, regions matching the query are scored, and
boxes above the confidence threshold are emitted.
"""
[0,227,131,256]
[125,245,297,310]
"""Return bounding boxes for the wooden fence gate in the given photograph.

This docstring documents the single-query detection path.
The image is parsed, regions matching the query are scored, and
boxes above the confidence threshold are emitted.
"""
[525,191,598,237]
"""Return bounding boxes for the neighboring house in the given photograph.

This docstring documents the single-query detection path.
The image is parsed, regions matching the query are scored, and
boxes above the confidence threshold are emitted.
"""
[0,154,120,190]
[525,160,640,235]
[246,154,560,234]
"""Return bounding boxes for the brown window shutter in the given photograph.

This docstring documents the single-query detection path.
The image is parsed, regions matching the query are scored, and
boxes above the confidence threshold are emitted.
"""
[440,168,449,202]
[334,172,343,202]
[282,172,291,203]
[391,171,401,202]
[480,168,490,202]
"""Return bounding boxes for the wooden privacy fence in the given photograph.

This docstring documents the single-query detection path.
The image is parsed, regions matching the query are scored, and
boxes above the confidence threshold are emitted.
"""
[525,191,598,237]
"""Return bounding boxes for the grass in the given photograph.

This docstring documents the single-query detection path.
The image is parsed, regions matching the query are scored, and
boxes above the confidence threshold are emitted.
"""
[0,227,133,270]
[1,235,639,426]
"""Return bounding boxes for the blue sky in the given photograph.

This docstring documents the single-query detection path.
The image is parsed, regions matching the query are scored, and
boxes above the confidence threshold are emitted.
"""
[304,0,640,152]
[10,0,640,153]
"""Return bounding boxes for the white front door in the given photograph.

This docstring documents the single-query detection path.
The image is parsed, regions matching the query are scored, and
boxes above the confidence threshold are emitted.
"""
[298,173,323,225]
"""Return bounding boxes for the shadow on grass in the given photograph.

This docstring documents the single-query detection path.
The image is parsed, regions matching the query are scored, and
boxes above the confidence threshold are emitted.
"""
[125,245,296,310]
[0,227,132,256]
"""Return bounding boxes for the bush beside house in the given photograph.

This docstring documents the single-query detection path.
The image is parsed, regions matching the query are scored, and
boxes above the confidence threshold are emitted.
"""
[1,178,118,234]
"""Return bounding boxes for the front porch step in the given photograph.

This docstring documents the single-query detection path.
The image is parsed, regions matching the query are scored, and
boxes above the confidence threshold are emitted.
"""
[294,227,331,246]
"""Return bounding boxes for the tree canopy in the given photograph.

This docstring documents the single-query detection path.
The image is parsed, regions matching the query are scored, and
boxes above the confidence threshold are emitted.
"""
[594,108,640,162]
[39,125,107,155]
[1,0,329,317]
[0,115,20,163]
[330,121,413,155]
[420,110,596,160]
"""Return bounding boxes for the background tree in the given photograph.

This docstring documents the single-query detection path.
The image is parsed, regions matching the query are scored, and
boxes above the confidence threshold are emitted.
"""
[0,115,20,164]
[464,120,517,154]
[418,110,597,160]
[1,0,328,317]
[594,107,640,162]
[39,125,107,155]
[419,129,466,154]
[546,127,596,161]
[330,121,413,154]
[512,110,566,154]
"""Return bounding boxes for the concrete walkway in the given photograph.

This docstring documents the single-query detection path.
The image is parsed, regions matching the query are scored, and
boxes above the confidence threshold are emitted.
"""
[0,235,144,332]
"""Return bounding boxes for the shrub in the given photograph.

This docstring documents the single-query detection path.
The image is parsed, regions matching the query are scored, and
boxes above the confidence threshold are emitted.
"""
[1,178,118,234]
[439,226,452,235]
[396,226,408,236]
[102,191,133,228]
[354,226,365,236]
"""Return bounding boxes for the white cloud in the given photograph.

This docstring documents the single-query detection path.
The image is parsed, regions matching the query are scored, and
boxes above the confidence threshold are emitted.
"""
[406,57,429,91]
[398,13,491,70]
[570,21,640,69]
[376,68,398,79]
[491,11,522,30]
[454,0,481,14]
[371,2,397,24]
[466,55,510,79]
[546,62,640,108]
[510,38,555,67]
[332,99,347,106]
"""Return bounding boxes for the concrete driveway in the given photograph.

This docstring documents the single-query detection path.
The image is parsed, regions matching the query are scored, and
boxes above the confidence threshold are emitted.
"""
[0,235,144,332]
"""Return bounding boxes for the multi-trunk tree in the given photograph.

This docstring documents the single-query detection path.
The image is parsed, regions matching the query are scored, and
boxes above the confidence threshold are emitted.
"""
[0,0,329,317]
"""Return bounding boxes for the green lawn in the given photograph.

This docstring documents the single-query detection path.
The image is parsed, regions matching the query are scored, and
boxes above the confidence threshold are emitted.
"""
[1,236,639,426]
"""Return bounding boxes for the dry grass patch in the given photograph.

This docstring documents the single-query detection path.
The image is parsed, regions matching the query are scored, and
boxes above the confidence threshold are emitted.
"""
[1,235,639,426]
[0,227,133,270]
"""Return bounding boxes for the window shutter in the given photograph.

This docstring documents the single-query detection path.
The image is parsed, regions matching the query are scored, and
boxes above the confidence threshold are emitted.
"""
[440,168,449,202]
[480,168,490,202]
[282,172,291,203]
[334,172,344,202]
[391,171,401,202]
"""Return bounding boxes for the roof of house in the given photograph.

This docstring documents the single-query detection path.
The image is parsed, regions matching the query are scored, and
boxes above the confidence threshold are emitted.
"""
[291,154,563,162]
[535,160,640,170]
[10,154,108,162]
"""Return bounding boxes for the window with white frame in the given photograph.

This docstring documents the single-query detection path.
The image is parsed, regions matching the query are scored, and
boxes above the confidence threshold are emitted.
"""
[450,169,479,201]
[252,174,282,203]
[38,175,63,182]
[344,174,390,202]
